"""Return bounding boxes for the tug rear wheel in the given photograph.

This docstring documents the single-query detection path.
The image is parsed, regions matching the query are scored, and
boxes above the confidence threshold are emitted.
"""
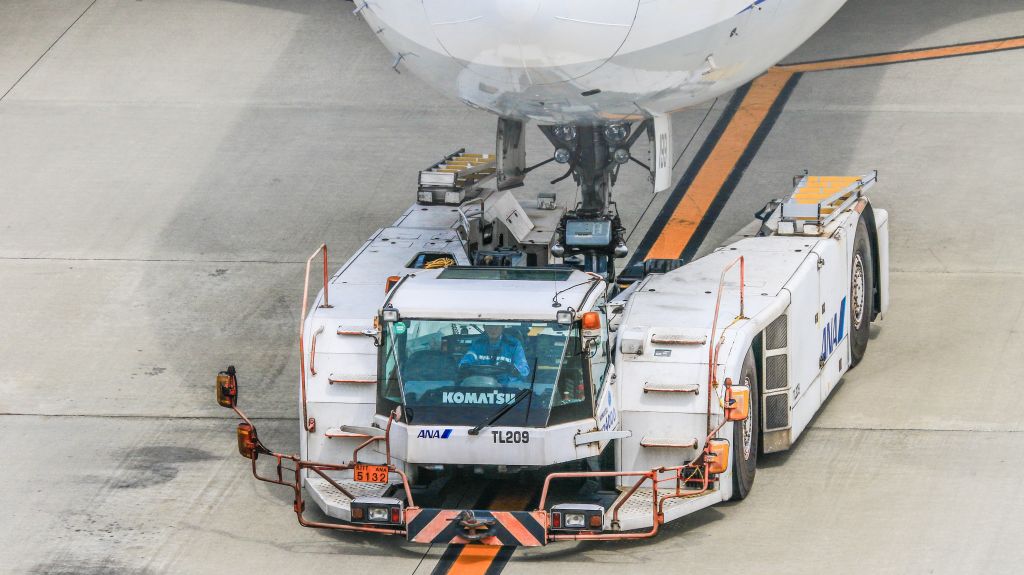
[850,216,875,368]
[730,349,759,500]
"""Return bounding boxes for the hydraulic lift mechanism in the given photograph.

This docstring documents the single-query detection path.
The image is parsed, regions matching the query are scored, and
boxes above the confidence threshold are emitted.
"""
[215,118,889,546]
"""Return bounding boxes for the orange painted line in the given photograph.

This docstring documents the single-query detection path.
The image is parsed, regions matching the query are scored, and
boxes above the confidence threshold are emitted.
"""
[448,545,502,575]
[779,36,1024,73]
[644,68,793,260]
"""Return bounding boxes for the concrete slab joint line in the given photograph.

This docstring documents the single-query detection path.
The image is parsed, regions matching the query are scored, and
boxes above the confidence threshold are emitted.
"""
[0,0,99,103]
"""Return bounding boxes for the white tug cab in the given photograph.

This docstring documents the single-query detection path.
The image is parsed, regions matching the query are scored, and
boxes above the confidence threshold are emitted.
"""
[216,150,888,545]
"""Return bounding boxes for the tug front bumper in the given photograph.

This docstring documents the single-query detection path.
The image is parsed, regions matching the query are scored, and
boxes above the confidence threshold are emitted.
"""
[218,369,727,546]
[240,439,724,546]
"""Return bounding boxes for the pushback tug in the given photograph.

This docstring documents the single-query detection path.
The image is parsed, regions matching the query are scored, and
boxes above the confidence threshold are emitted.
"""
[216,124,889,545]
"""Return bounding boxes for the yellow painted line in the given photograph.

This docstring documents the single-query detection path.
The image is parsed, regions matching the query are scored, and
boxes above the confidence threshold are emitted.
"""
[644,68,793,260]
[779,36,1024,73]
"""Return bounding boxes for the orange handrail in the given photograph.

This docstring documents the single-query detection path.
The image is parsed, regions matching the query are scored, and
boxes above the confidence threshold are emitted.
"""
[299,244,331,432]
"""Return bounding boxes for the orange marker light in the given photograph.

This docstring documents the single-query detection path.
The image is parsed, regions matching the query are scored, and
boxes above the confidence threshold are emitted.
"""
[581,311,601,330]
[706,438,730,475]
[385,275,401,293]
[725,385,750,422]
[216,371,237,408]
[236,422,258,460]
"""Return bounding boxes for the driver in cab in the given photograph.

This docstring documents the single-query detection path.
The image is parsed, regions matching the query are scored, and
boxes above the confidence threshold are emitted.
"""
[459,324,530,384]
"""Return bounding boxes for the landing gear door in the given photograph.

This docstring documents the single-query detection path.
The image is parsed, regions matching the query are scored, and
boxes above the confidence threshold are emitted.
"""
[496,117,526,191]
[649,113,673,193]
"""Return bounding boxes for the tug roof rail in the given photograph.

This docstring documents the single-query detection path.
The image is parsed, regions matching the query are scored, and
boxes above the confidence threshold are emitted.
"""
[778,170,877,234]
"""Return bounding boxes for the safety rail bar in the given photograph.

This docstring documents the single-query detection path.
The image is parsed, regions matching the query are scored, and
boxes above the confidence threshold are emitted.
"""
[231,403,414,535]
[538,469,663,540]
[231,393,735,542]
[706,255,745,435]
[298,244,331,432]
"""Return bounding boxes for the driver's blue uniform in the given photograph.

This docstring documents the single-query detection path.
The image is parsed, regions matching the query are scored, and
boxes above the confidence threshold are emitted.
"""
[459,335,530,383]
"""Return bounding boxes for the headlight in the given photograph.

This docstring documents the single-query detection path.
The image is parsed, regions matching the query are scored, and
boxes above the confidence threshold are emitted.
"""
[603,123,629,143]
[553,124,577,142]
[550,503,604,532]
[380,307,400,323]
[564,513,586,528]
[350,497,403,525]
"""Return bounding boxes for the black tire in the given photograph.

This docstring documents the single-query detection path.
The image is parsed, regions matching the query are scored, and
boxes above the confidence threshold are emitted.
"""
[731,349,759,500]
[849,216,875,369]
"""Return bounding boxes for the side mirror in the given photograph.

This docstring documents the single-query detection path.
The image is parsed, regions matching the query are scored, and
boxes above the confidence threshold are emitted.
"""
[216,366,238,408]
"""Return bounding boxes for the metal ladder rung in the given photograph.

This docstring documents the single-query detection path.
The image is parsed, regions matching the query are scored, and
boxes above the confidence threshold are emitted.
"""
[643,382,700,394]
[640,437,698,449]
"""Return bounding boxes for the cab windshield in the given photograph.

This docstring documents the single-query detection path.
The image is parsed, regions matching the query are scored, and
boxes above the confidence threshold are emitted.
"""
[377,319,591,427]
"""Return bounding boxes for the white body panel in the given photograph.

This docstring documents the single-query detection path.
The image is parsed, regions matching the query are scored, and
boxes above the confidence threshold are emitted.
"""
[358,0,847,122]
[615,199,889,489]
[375,418,601,467]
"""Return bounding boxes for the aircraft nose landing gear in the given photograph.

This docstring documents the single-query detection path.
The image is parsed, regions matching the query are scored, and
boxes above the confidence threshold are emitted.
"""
[537,120,653,279]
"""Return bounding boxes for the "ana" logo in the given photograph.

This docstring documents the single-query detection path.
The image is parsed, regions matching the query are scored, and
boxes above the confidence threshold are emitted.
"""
[417,428,453,439]
[820,297,847,363]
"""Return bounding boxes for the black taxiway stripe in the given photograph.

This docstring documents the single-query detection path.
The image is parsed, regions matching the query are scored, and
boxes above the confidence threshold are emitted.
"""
[484,546,516,575]
[431,544,466,575]
[628,83,751,267]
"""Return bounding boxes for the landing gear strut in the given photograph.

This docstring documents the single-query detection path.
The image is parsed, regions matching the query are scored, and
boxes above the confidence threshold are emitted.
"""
[537,120,652,279]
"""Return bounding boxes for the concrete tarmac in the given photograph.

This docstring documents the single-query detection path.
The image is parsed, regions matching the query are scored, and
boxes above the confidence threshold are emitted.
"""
[2,1,1023,573]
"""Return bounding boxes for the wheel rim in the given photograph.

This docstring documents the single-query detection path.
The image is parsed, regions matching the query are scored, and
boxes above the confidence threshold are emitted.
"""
[741,374,753,459]
[852,252,866,331]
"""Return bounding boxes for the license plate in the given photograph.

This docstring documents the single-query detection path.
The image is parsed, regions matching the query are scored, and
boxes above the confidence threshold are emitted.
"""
[353,464,389,483]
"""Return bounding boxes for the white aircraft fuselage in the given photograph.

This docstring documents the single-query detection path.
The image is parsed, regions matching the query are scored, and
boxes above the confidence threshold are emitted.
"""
[358,0,847,123]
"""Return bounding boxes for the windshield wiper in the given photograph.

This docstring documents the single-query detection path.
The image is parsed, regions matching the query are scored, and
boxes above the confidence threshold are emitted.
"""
[468,388,532,435]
